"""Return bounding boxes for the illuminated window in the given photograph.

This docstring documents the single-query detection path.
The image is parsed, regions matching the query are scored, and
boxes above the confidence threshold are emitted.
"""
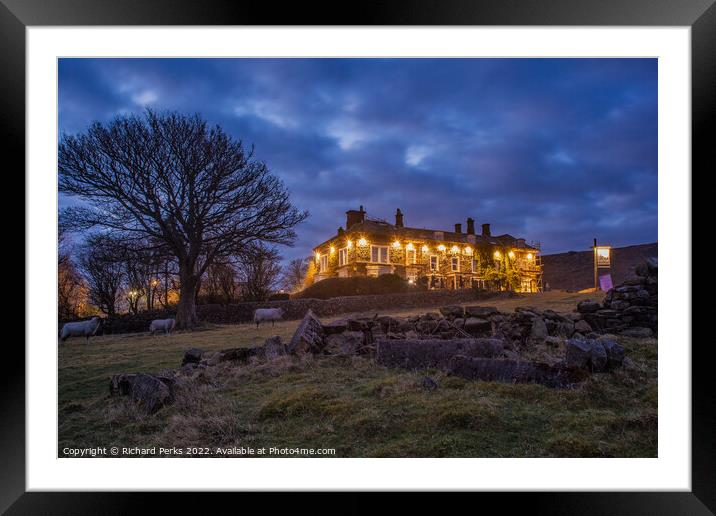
[319,254,328,272]
[406,248,417,264]
[471,259,477,272]
[430,255,438,271]
[451,256,460,272]
[338,248,347,266]
[371,245,389,264]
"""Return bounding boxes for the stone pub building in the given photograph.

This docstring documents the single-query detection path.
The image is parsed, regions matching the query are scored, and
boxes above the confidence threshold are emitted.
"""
[312,206,543,293]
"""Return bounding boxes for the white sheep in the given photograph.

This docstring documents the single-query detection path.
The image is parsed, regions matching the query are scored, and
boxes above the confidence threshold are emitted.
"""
[254,308,284,328]
[60,317,102,344]
[149,318,176,335]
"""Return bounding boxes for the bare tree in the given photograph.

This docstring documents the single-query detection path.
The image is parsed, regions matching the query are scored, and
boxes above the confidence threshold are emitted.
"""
[78,234,125,316]
[237,245,282,302]
[59,111,307,328]
[282,257,309,293]
[201,261,238,304]
[58,228,87,320]
[58,256,86,320]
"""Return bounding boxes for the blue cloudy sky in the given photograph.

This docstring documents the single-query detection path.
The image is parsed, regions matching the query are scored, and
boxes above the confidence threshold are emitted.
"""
[58,58,657,261]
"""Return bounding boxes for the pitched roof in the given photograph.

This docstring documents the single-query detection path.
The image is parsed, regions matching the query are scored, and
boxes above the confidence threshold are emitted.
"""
[316,219,538,250]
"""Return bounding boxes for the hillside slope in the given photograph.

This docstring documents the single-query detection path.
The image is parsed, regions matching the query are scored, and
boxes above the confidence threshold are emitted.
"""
[542,243,657,291]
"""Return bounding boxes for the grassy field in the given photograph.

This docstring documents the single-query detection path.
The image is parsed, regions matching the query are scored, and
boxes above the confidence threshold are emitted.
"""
[58,290,657,458]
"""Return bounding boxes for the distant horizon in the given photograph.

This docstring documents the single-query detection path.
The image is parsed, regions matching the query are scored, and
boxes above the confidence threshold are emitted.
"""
[59,58,658,263]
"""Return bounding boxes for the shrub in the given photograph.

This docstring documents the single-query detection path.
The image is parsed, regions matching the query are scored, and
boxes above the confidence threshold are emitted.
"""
[295,274,415,300]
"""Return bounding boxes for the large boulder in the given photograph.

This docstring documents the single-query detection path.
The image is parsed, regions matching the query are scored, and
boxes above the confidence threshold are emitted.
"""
[109,373,174,414]
[574,319,593,334]
[181,348,203,366]
[565,339,608,372]
[529,317,548,342]
[288,309,325,354]
[598,337,625,369]
[577,300,602,313]
[463,317,492,335]
[376,338,504,370]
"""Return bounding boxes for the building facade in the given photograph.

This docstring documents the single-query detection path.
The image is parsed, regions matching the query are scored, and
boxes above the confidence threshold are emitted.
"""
[312,206,543,293]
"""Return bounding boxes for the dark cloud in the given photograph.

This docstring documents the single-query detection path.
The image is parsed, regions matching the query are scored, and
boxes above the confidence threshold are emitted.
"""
[58,58,657,260]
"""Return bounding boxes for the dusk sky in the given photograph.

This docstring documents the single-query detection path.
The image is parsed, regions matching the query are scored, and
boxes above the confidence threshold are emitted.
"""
[58,58,657,262]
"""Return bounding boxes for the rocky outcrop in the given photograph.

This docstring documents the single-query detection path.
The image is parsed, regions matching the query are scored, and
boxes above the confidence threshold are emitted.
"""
[109,372,174,414]
[577,258,658,336]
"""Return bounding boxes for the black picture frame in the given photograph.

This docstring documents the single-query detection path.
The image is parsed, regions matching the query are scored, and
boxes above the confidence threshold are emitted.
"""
[5,0,710,512]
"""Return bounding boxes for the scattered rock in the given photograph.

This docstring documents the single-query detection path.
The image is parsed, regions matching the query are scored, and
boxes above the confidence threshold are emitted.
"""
[574,319,592,334]
[565,339,608,372]
[109,373,173,414]
[288,309,325,354]
[529,317,548,342]
[598,337,625,369]
[181,348,203,366]
[464,317,492,335]
[577,300,602,313]
[264,336,286,359]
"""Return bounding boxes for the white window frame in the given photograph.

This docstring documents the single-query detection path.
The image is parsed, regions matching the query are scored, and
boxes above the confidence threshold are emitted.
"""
[471,258,477,272]
[338,247,347,266]
[406,248,416,265]
[451,256,460,272]
[371,245,389,264]
[319,254,328,273]
[430,255,438,271]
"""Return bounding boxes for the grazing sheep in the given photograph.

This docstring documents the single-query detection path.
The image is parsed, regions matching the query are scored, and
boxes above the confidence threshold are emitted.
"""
[149,318,176,335]
[60,317,102,344]
[254,308,284,328]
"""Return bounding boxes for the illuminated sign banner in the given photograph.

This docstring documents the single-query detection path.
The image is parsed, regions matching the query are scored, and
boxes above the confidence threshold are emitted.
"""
[596,246,611,268]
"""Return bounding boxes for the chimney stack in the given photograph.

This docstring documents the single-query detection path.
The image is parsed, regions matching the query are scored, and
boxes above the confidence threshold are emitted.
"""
[345,205,366,230]
[454,223,462,234]
[481,223,491,237]
[466,217,475,235]
[395,208,404,228]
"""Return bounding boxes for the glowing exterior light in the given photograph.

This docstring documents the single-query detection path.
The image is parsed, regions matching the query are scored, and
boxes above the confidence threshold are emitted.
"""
[494,250,501,259]
[597,248,610,259]
[392,241,402,249]
[508,251,515,259]
[451,245,460,254]
[421,245,429,253]
[315,251,320,261]
[358,238,368,247]
[330,246,336,254]
[438,244,446,252]
[405,243,415,251]
[526,253,534,261]
[347,240,353,249]
[464,247,473,255]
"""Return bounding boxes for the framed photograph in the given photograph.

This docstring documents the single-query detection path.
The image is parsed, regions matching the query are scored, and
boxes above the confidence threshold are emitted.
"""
[7,0,712,511]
